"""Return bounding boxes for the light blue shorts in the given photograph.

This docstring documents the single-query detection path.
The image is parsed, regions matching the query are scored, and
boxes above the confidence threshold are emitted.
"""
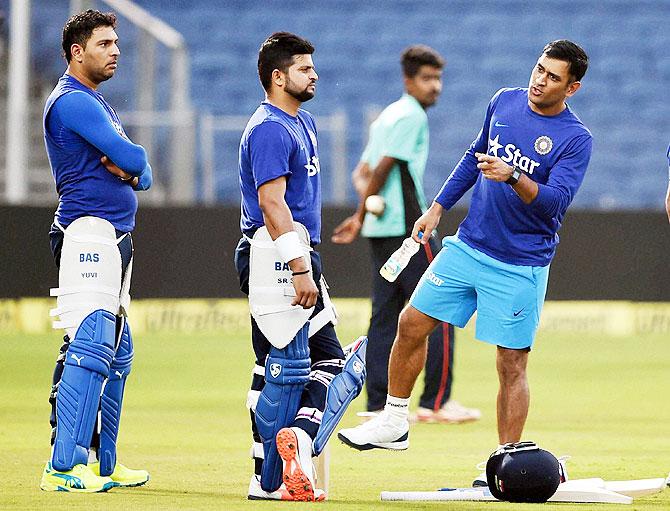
[410,236,550,349]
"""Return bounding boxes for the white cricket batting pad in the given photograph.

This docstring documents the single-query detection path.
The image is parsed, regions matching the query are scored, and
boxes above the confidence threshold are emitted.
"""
[119,251,132,315]
[308,275,337,337]
[248,223,313,348]
[50,217,122,338]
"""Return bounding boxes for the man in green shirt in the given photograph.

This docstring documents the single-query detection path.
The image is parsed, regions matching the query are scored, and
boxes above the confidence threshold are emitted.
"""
[332,45,479,423]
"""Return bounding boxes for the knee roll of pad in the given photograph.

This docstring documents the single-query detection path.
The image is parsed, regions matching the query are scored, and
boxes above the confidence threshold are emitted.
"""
[52,309,116,472]
[99,319,134,476]
[256,324,310,492]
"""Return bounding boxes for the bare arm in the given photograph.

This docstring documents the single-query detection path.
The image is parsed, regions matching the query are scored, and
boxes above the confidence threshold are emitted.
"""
[352,161,372,198]
[258,177,318,308]
[331,156,397,244]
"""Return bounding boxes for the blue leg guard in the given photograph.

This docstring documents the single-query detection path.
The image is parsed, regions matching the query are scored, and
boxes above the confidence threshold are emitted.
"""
[99,317,134,477]
[51,309,116,472]
[313,336,368,456]
[256,324,310,492]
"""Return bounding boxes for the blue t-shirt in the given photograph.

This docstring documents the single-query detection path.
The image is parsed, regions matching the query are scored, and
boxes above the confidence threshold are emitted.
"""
[435,87,592,266]
[239,101,322,244]
[43,74,151,232]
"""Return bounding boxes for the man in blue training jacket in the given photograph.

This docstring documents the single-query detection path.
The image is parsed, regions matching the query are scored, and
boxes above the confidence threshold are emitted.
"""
[338,40,592,484]
[40,9,152,492]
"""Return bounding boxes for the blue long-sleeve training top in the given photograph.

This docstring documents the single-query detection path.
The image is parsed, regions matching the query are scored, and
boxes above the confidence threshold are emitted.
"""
[435,87,592,266]
[43,74,152,232]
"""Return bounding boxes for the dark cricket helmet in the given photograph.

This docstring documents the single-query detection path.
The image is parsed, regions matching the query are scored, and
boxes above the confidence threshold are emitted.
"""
[486,441,561,503]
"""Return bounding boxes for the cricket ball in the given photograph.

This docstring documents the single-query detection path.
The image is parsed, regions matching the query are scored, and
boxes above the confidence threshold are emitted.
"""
[365,195,385,216]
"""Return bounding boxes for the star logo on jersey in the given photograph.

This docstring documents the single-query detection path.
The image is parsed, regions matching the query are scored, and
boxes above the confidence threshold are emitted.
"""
[488,134,504,157]
[305,155,320,177]
[534,135,553,155]
[488,134,541,175]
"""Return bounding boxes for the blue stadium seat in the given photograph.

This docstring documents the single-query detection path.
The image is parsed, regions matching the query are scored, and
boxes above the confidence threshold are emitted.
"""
[18,0,670,208]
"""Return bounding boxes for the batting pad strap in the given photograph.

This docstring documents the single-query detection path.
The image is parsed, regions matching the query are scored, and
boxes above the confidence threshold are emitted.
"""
[247,390,261,411]
[252,442,264,459]
[51,285,121,297]
[50,303,95,316]
[313,336,368,456]
[274,231,304,264]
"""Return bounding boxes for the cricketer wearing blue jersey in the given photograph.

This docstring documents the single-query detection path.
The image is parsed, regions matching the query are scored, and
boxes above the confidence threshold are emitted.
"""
[40,10,151,493]
[235,32,357,502]
[339,41,591,478]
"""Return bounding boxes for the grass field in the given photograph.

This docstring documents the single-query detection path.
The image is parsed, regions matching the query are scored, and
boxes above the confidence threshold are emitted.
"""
[1,301,669,510]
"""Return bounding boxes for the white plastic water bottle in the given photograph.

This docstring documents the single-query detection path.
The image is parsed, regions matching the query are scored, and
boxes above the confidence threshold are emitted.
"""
[379,233,423,282]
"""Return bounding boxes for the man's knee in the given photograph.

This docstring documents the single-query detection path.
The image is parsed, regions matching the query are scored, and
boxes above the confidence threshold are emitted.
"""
[496,347,529,383]
[396,306,437,347]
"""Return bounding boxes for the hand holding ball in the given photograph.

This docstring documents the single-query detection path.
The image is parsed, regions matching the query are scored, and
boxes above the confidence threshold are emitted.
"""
[365,195,385,216]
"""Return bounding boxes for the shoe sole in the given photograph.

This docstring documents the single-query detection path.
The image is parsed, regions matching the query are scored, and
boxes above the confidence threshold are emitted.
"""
[248,494,282,501]
[40,480,116,493]
[276,428,315,502]
[113,477,149,488]
[337,432,409,451]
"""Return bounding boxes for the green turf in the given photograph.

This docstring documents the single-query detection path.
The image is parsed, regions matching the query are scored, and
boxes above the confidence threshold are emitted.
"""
[1,304,668,510]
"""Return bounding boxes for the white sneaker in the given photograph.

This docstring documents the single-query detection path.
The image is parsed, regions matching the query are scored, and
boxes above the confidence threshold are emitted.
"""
[472,461,488,487]
[557,455,570,483]
[439,401,482,423]
[247,475,290,500]
[410,401,481,424]
[337,410,409,451]
[276,427,325,501]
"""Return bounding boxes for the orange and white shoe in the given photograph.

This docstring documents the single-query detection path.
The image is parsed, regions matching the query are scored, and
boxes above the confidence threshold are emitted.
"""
[248,473,325,501]
[276,427,325,501]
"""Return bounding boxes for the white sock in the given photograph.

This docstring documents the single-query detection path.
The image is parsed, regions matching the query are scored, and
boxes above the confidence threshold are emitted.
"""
[385,395,410,424]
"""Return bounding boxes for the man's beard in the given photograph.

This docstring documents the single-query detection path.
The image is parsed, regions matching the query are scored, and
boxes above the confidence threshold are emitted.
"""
[286,78,315,102]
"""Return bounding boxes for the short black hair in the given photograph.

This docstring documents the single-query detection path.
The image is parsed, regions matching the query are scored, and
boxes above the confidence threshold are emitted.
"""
[257,32,315,92]
[62,9,117,63]
[401,45,445,78]
[542,40,588,81]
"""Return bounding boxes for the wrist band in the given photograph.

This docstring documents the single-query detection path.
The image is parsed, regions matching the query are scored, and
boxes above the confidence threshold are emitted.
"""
[292,269,310,276]
[275,230,304,263]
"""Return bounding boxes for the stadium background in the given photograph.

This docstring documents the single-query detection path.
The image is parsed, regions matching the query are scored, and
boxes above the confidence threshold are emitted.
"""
[1,0,669,302]
[0,2,669,509]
